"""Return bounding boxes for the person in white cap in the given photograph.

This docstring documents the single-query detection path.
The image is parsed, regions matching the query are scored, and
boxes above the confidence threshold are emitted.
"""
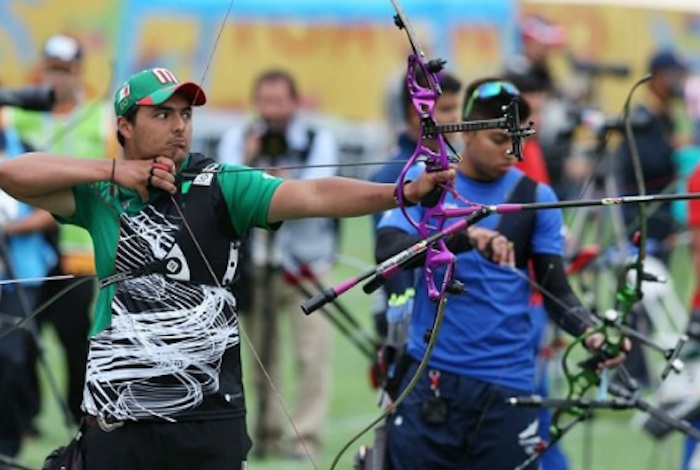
[2,33,117,431]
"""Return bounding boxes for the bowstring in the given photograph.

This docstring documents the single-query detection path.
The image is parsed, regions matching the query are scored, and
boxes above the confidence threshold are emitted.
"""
[0,276,94,339]
[172,2,319,464]
[169,195,319,468]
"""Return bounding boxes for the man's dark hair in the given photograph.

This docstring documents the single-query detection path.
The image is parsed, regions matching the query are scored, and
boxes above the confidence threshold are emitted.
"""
[400,70,462,123]
[253,69,298,100]
[116,105,139,147]
[462,76,530,122]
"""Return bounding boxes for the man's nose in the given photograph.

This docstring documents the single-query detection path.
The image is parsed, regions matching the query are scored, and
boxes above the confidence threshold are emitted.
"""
[172,114,187,132]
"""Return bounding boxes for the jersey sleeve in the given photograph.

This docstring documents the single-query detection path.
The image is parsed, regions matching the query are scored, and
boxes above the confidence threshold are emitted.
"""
[531,183,565,255]
[217,164,284,235]
[59,183,106,228]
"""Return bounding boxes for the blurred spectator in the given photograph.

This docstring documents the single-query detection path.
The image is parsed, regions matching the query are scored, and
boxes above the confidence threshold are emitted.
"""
[503,71,551,185]
[687,74,700,145]
[505,15,565,94]
[217,69,338,460]
[0,109,56,465]
[683,159,700,470]
[2,33,114,428]
[504,15,575,199]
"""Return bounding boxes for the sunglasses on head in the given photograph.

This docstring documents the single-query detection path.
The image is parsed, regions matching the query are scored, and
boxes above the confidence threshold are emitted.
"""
[462,80,521,118]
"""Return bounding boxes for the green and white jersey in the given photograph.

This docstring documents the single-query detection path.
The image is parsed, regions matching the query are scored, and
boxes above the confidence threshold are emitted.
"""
[63,155,282,421]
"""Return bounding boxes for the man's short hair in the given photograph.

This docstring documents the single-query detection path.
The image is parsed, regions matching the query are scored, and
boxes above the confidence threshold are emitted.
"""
[462,77,530,122]
[253,70,298,100]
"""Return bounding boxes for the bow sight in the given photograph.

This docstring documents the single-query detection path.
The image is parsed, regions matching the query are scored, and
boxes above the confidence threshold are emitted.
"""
[394,9,535,162]
[423,99,536,161]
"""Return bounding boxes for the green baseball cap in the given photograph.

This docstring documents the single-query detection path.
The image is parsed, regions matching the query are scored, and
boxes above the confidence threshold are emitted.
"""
[114,67,207,117]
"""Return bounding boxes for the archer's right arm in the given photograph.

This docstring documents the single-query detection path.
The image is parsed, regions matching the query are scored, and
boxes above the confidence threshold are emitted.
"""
[0,152,114,217]
[0,152,176,217]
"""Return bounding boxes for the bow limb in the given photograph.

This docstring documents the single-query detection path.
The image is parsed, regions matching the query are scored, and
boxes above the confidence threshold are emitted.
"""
[0,276,93,340]
[569,75,653,402]
[391,0,459,306]
[623,75,652,299]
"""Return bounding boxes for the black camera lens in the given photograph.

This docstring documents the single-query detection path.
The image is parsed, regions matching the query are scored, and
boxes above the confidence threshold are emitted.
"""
[0,86,55,111]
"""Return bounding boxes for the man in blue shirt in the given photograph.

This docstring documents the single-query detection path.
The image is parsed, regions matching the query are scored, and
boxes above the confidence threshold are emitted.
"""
[377,77,624,470]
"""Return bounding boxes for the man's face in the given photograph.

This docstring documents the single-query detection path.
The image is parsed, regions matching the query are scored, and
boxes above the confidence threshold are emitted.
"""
[41,60,81,103]
[435,91,460,125]
[254,79,297,130]
[461,129,516,181]
[408,91,461,150]
[661,68,688,98]
[118,93,193,165]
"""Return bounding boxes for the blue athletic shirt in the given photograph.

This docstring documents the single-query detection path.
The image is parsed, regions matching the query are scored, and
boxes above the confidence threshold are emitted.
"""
[378,166,563,391]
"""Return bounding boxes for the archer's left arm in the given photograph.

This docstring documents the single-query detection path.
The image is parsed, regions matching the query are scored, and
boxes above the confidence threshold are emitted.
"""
[266,169,455,223]
[532,253,596,337]
[534,254,630,368]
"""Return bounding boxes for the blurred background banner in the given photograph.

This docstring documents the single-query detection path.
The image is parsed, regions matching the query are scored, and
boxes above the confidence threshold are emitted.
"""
[1,0,515,120]
[523,0,700,111]
[2,0,699,118]
[0,0,698,171]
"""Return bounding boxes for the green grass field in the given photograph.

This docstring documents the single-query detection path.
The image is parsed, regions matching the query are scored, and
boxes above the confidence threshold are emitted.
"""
[14,214,693,470]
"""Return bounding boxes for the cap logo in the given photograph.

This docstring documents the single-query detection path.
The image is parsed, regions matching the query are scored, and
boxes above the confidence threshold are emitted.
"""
[117,84,130,102]
[151,68,178,85]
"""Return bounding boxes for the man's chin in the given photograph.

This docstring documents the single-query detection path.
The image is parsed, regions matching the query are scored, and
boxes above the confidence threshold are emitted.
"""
[161,149,189,164]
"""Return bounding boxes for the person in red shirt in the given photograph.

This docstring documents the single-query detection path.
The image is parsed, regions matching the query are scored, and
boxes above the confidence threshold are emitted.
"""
[681,167,700,469]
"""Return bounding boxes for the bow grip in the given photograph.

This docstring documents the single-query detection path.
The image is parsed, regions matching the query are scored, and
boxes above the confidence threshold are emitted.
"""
[420,166,446,208]
[420,185,444,208]
[301,288,337,315]
[577,345,619,372]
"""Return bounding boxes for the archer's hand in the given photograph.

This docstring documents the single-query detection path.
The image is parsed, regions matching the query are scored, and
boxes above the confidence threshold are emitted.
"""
[114,156,177,202]
[467,227,515,266]
[583,332,632,371]
[403,168,456,204]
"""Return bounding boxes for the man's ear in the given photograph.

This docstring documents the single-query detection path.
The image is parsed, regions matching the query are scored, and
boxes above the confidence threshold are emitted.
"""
[116,116,132,140]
